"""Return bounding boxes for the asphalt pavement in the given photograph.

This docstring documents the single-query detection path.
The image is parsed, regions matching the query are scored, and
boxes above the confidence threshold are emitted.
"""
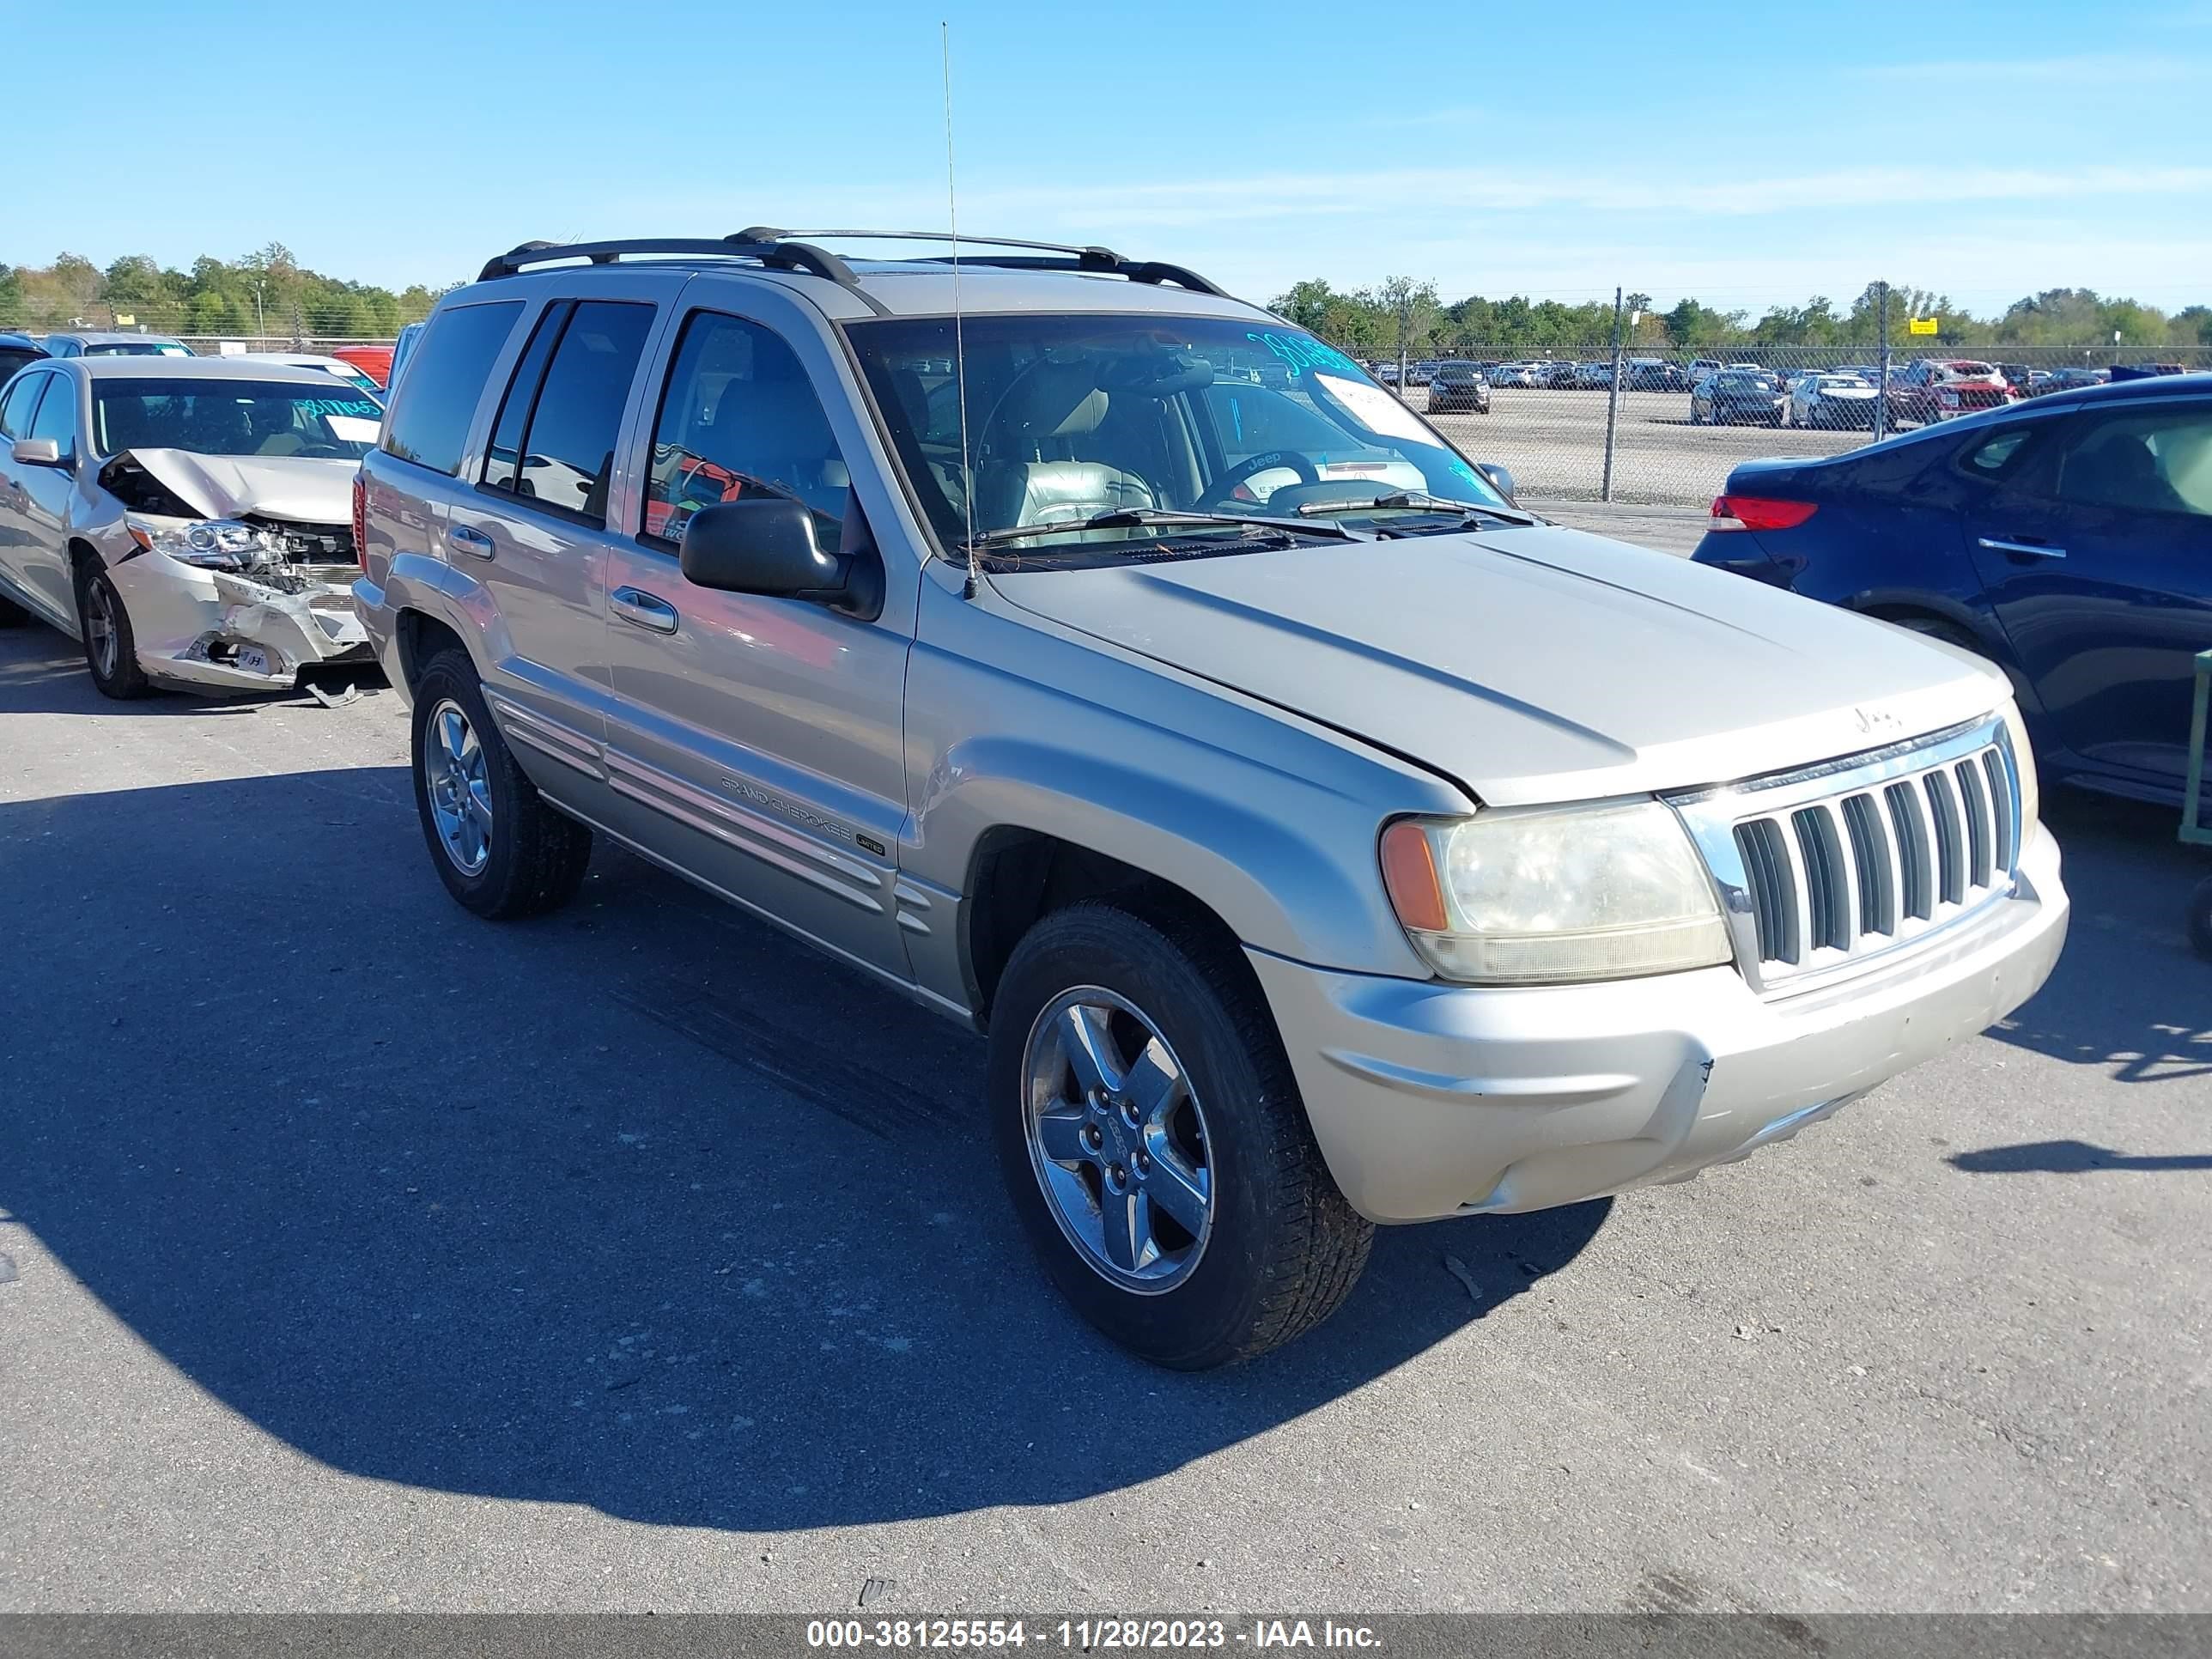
[2,621,2208,1613]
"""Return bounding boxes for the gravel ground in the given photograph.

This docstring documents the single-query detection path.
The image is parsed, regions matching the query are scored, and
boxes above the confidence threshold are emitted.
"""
[1,618,2207,1614]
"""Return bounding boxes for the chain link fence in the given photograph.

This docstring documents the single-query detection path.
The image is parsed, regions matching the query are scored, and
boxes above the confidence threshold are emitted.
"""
[1371,339,2212,507]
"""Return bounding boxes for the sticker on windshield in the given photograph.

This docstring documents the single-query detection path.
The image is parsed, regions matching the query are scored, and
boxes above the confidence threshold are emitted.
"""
[1313,374,1434,445]
[1243,330,1362,380]
[325,415,380,444]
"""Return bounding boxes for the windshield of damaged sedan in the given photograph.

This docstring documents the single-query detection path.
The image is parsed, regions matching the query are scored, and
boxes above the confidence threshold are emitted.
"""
[847,313,1509,552]
[91,380,382,460]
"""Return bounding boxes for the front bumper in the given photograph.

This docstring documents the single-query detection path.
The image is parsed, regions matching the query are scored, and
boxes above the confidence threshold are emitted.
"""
[1250,826,2067,1223]
[110,552,372,691]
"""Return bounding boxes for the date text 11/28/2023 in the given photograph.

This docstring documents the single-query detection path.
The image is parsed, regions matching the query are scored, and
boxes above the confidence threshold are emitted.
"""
[804,1620,1383,1650]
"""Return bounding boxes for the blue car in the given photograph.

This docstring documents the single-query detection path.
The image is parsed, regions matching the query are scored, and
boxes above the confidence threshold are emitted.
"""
[1693,373,2212,811]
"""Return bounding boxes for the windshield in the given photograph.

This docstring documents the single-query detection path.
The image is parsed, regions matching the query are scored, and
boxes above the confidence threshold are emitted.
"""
[84,342,191,357]
[847,313,1507,554]
[91,379,382,459]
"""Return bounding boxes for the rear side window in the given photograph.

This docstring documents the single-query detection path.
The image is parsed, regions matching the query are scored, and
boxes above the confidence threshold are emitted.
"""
[2053,408,2212,520]
[483,301,653,526]
[482,303,570,495]
[1959,427,2036,480]
[382,301,524,476]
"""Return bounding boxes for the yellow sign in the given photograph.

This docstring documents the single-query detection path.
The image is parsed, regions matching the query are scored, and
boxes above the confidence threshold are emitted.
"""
[1908,317,1939,336]
[114,313,135,326]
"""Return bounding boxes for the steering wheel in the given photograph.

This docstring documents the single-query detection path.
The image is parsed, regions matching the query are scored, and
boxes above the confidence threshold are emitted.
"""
[1194,449,1318,511]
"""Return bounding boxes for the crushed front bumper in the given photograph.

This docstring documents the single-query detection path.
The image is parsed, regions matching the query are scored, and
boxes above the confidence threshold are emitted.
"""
[1251,826,2067,1224]
[110,554,372,691]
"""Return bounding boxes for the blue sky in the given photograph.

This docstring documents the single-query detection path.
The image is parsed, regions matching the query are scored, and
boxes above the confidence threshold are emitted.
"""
[10,0,2211,314]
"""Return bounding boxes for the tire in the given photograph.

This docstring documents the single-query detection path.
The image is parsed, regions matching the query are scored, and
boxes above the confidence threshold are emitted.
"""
[75,561,149,699]
[409,647,592,919]
[0,587,27,627]
[987,900,1373,1369]
[2188,875,2212,962]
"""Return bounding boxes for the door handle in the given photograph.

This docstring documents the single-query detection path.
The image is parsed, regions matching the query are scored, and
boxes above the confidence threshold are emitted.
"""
[446,524,495,559]
[1978,537,2066,561]
[611,586,679,634]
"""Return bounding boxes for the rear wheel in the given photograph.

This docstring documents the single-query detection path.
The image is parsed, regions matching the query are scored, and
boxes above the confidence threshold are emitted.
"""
[75,562,149,699]
[988,901,1372,1369]
[410,648,592,919]
[0,591,27,628]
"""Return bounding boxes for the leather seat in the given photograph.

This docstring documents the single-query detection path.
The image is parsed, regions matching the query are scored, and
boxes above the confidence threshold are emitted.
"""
[976,368,1154,529]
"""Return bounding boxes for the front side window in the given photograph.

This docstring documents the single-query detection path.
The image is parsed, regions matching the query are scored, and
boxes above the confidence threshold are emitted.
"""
[484,300,654,525]
[27,374,77,453]
[91,380,381,459]
[642,312,850,544]
[382,301,524,477]
[847,313,1508,556]
[0,372,46,438]
[2053,407,2212,519]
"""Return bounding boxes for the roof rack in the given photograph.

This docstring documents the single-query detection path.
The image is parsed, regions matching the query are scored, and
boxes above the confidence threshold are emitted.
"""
[476,234,862,289]
[477,229,1231,300]
[737,227,1231,297]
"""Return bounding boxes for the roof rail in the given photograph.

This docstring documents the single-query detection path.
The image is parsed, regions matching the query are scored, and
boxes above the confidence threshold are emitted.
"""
[732,228,1231,297]
[475,235,862,289]
[476,229,1231,301]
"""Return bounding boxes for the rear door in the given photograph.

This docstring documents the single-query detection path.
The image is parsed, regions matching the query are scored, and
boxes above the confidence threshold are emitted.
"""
[1965,394,2212,791]
[442,276,674,811]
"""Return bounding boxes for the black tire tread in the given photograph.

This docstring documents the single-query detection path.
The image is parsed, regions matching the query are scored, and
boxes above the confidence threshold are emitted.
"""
[76,564,149,699]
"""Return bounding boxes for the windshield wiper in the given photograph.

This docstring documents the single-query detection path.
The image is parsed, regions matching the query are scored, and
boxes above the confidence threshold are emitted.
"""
[964,507,1369,550]
[1295,490,1539,526]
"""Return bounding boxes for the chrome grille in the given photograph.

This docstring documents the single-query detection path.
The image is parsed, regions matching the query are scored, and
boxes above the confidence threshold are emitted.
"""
[1672,717,2023,994]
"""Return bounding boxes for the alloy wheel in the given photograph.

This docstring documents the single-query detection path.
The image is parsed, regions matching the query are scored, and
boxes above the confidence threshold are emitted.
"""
[424,698,493,875]
[1021,986,1215,1293]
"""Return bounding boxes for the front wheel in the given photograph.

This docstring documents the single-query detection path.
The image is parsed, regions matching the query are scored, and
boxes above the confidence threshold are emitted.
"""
[76,563,149,699]
[988,901,1372,1369]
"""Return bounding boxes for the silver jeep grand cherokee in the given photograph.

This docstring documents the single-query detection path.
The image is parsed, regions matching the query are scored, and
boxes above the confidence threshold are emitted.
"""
[354,230,2068,1368]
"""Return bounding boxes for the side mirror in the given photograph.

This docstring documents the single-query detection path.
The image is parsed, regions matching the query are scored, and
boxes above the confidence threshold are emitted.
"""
[1475,462,1516,503]
[11,438,64,469]
[678,495,882,621]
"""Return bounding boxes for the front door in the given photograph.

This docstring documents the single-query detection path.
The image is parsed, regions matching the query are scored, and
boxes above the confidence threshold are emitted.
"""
[1965,397,2212,793]
[599,302,915,981]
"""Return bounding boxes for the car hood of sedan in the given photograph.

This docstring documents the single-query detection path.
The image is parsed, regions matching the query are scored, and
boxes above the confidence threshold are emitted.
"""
[114,448,358,525]
[990,525,2009,807]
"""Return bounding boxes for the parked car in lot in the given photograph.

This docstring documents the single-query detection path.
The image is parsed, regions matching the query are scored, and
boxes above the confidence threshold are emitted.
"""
[1626,359,1688,391]
[1786,373,1882,429]
[2025,368,2107,397]
[1486,361,1539,388]
[332,342,398,390]
[1374,360,1402,386]
[0,332,46,380]
[1571,361,1613,390]
[39,331,192,359]
[1691,368,1785,425]
[353,229,2066,1368]
[1687,357,1727,384]
[228,351,386,398]
[1407,359,1444,386]
[0,356,380,696]
[1693,374,2212,812]
[1887,359,2012,425]
[1425,362,1491,413]
[1533,360,1580,388]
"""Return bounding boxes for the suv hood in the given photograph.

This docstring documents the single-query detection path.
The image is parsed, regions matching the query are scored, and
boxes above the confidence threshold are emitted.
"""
[109,448,357,524]
[991,526,2008,807]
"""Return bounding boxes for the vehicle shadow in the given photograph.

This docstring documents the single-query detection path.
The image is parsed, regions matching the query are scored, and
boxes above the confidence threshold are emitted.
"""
[1987,791,2212,1083]
[0,767,1611,1534]
[1948,1138,2212,1174]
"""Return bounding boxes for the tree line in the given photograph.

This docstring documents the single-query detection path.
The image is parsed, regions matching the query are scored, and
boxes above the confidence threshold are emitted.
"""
[0,246,451,339]
[1272,277,2212,357]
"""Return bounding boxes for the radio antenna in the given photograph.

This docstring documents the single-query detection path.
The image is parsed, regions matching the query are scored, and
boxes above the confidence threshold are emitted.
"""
[942,21,979,599]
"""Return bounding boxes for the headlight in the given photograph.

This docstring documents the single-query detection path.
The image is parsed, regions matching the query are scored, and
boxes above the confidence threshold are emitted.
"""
[1379,801,1733,984]
[126,520,279,569]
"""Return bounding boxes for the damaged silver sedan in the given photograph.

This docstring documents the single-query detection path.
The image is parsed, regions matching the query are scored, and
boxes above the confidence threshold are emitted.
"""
[0,356,379,698]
